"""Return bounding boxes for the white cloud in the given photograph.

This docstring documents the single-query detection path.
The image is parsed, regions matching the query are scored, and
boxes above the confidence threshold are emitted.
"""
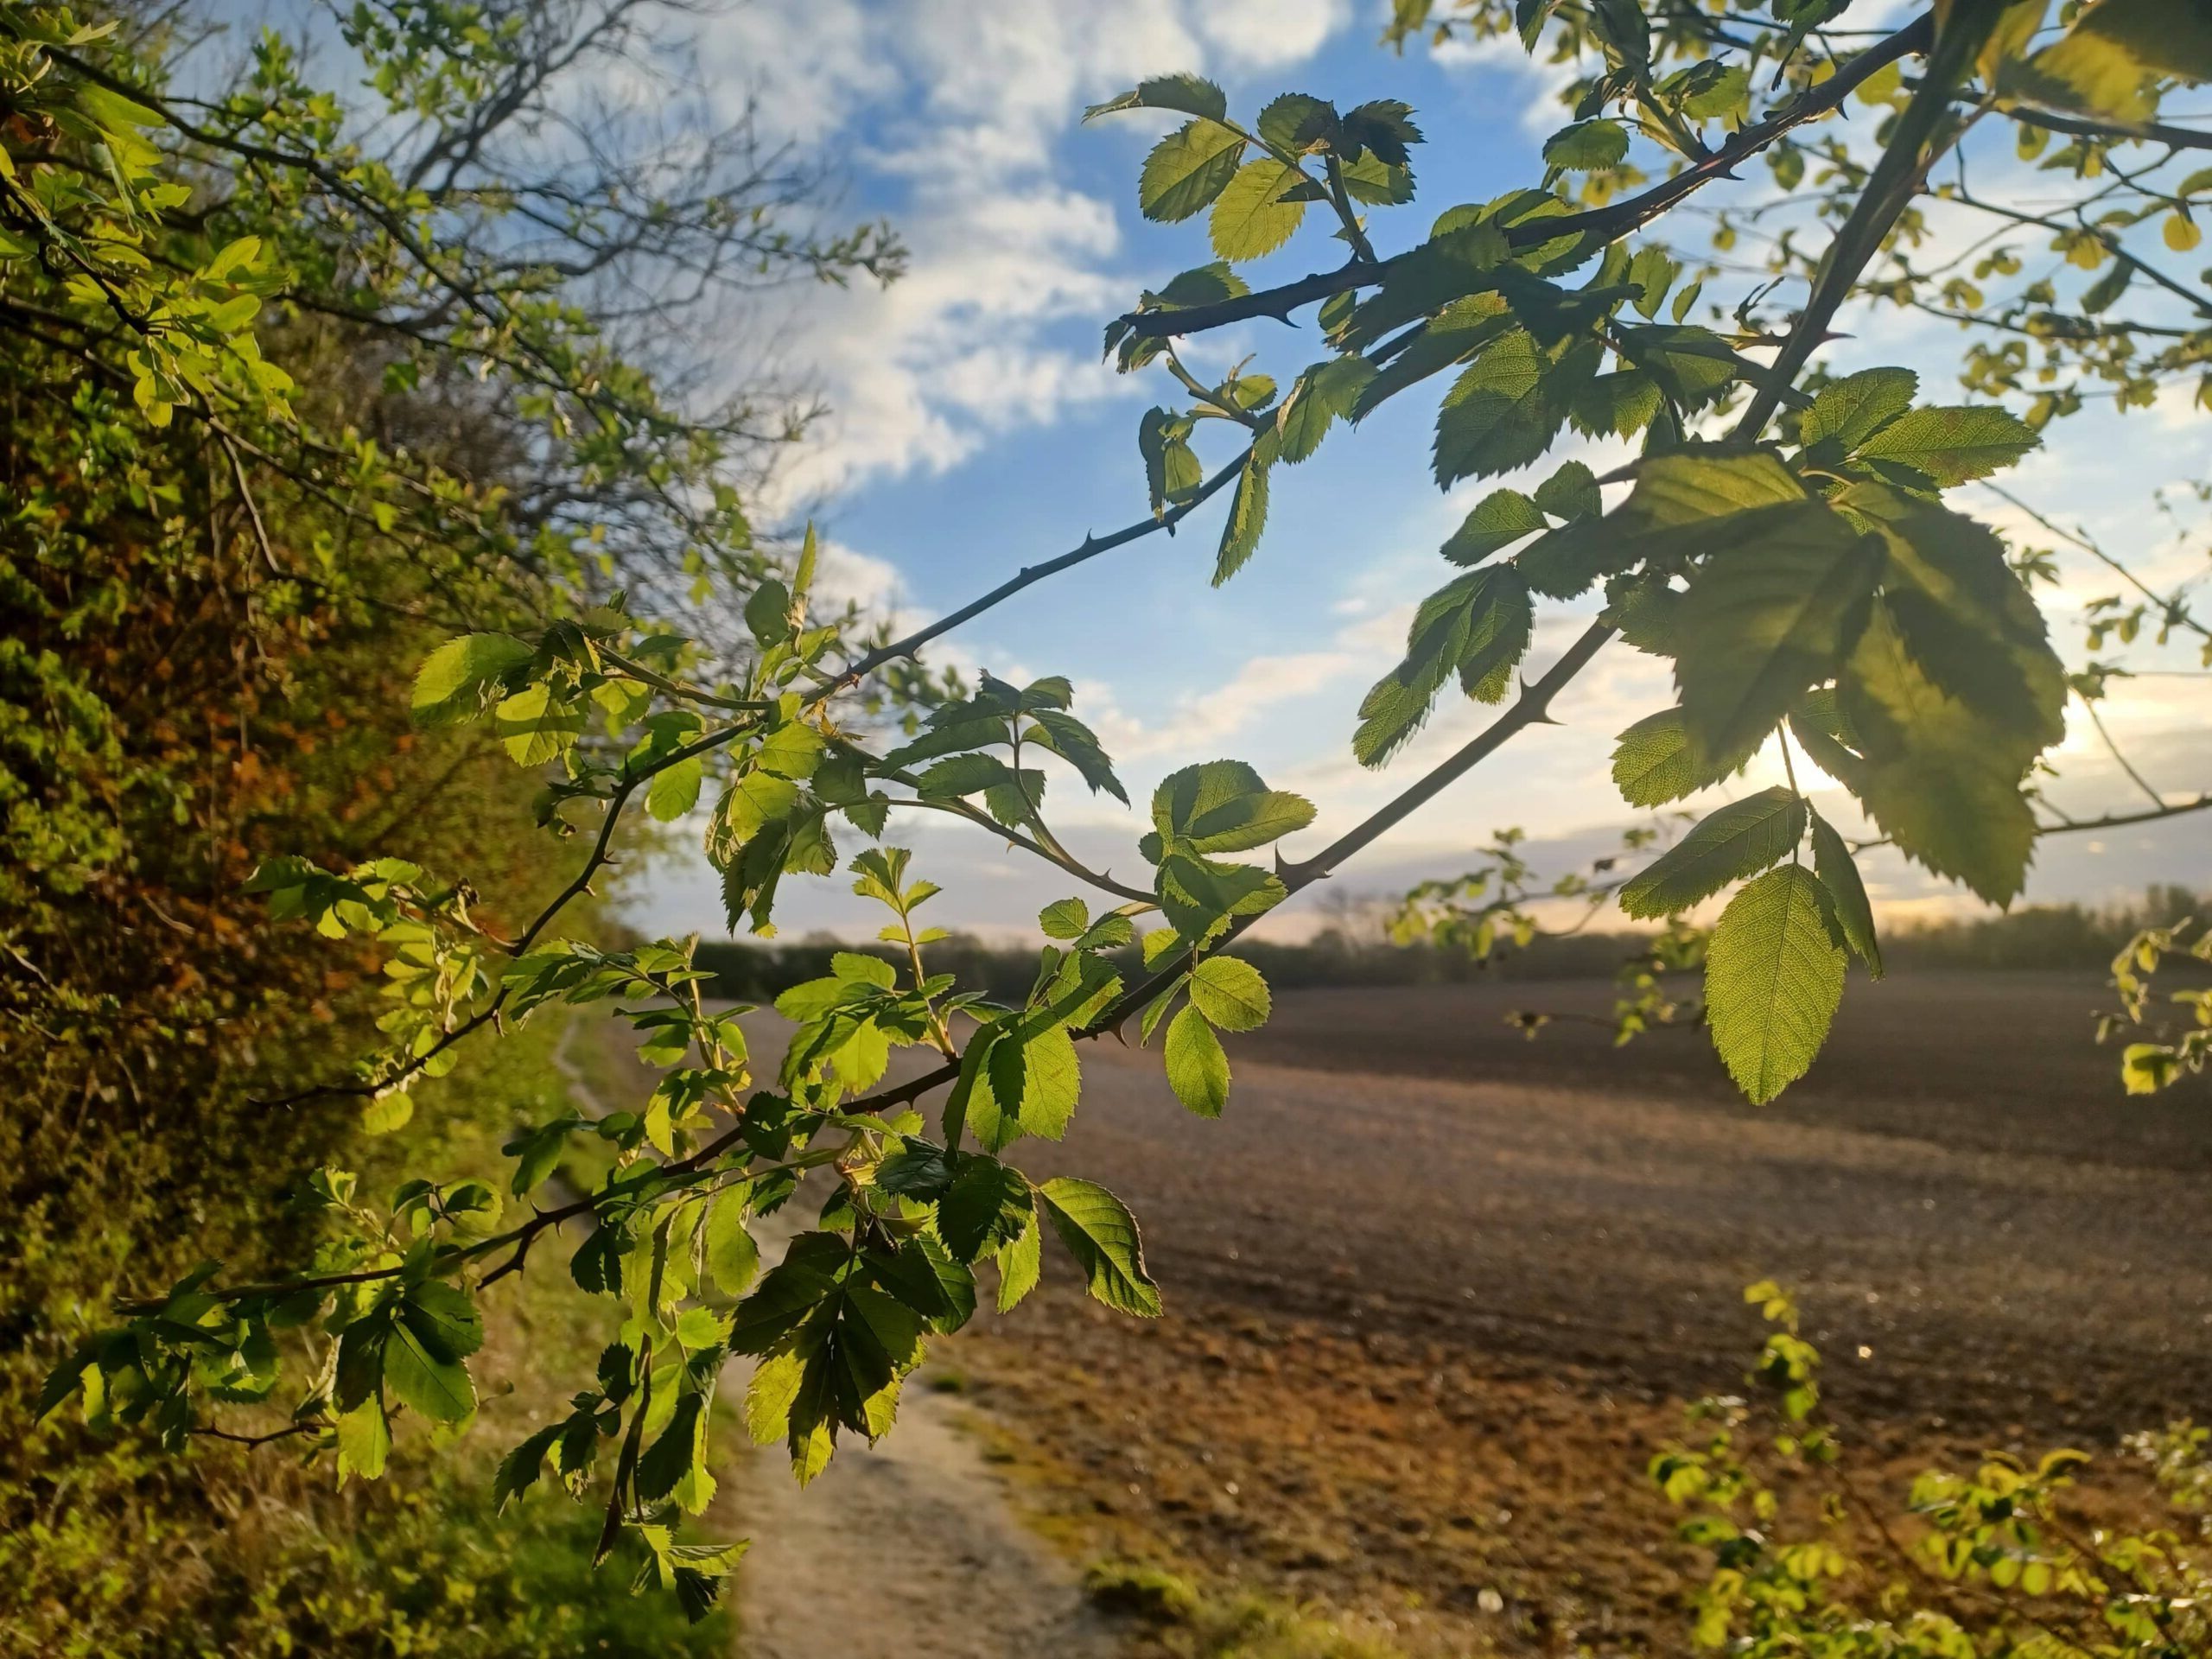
[1196,0,1353,69]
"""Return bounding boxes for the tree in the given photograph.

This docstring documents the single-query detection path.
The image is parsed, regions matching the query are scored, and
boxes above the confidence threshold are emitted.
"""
[19,0,2212,1622]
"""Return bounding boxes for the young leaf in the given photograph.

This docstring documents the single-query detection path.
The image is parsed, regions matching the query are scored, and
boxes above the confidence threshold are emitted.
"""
[1086,73,1230,124]
[1798,366,1916,453]
[1433,328,1561,486]
[1276,355,1376,464]
[1855,404,2038,486]
[1809,812,1882,977]
[411,632,531,727]
[1187,956,1271,1032]
[1139,120,1244,223]
[1443,488,1548,565]
[1039,1179,1162,1317]
[1618,788,1808,919]
[1211,159,1308,260]
[1704,865,1847,1104]
[1164,1006,1231,1117]
[1214,442,1272,585]
[1610,707,1699,807]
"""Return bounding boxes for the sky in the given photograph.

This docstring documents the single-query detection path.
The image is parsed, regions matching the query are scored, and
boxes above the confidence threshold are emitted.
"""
[621,0,2212,944]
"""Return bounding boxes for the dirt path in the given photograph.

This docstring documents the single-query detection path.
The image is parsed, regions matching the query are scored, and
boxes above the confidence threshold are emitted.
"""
[556,1018,1122,1659]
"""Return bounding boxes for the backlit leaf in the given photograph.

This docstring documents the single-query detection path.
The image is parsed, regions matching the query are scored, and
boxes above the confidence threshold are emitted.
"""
[1704,865,1846,1104]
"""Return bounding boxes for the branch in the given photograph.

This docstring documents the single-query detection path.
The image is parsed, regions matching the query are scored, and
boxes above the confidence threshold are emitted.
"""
[1731,7,1993,440]
[830,442,1255,688]
[2008,105,2212,154]
[1120,13,1935,341]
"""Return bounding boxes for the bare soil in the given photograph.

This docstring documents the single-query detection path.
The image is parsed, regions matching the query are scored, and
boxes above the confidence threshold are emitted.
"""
[946,971,2212,1655]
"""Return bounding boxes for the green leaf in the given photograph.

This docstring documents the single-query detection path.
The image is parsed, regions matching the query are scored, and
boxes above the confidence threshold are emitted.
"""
[938,1157,1033,1262]
[1151,760,1315,854]
[745,578,792,646]
[1834,501,2063,905]
[411,633,531,727]
[916,753,1015,799]
[1164,1006,1231,1117]
[1139,119,1244,223]
[1809,812,1882,977]
[1532,459,1600,522]
[1214,442,1272,585]
[646,756,703,823]
[1432,329,1562,486]
[1039,1179,1161,1317]
[995,1213,1042,1313]
[1152,262,1250,310]
[1211,159,1308,260]
[1855,405,2038,486]
[1610,707,1707,807]
[1703,865,1846,1104]
[703,1195,760,1297]
[336,1398,391,1481]
[1443,488,1548,565]
[1618,788,1808,919]
[1840,608,2042,905]
[1355,567,1532,765]
[1799,367,1916,453]
[1543,118,1629,171]
[1039,898,1090,940]
[1086,73,1230,124]
[403,1282,483,1362]
[382,1318,475,1424]
[1276,355,1376,464]
[1671,509,1885,770]
[493,684,586,766]
[1257,91,1337,153]
[1187,956,1270,1031]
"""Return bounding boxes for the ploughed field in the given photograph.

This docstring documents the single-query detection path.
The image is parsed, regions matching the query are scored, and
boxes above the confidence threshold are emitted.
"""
[1009,969,2212,1436]
[940,971,2212,1655]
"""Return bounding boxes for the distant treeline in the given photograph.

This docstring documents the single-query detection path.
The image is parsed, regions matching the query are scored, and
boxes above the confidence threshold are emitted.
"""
[689,886,2207,1003]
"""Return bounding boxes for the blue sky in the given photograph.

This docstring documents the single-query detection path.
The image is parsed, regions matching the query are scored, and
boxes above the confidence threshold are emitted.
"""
[626,0,2212,942]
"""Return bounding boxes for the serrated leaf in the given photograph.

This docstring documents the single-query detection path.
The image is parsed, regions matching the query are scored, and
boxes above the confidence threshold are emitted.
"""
[1087,73,1229,124]
[1187,956,1270,1031]
[1276,355,1376,464]
[1618,788,1808,919]
[703,1195,760,1297]
[493,684,586,766]
[1433,328,1560,486]
[382,1318,475,1424]
[1671,509,1885,770]
[1140,119,1244,223]
[938,1157,1033,1262]
[1355,567,1532,765]
[1214,443,1272,585]
[1164,1006,1230,1117]
[995,1213,1042,1313]
[412,633,531,727]
[1855,405,2038,486]
[1211,159,1308,260]
[1543,118,1629,171]
[1443,488,1548,566]
[1704,865,1845,1104]
[646,756,703,823]
[1800,366,1916,453]
[1039,898,1089,940]
[1611,707,1700,807]
[1808,813,1881,976]
[1039,1179,1161,1317]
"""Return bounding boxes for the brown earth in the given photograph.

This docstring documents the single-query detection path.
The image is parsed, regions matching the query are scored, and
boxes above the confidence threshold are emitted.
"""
[941,971,2212,1655]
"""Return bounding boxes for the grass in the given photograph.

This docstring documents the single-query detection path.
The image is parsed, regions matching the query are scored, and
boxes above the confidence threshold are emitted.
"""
[1084,1561,1411,1659]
